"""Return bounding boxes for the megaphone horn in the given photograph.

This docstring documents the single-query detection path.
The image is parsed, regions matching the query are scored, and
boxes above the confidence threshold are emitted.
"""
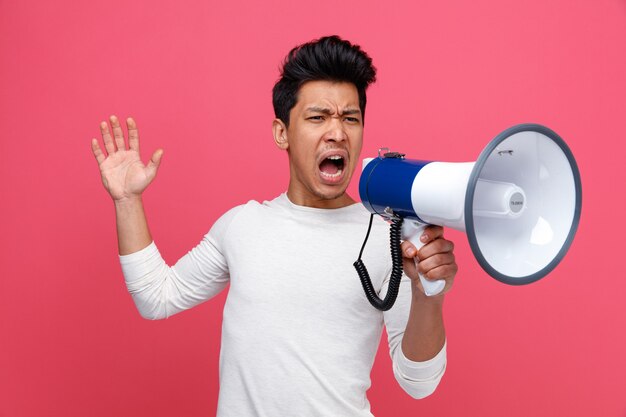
[355,123,582,310]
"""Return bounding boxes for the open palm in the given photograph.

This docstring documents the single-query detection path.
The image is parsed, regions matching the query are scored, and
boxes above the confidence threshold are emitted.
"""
[91,115,163,202]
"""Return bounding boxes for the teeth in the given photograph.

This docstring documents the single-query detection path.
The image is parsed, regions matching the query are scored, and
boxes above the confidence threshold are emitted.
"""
[320,169,343,179]
[328,155,343,160]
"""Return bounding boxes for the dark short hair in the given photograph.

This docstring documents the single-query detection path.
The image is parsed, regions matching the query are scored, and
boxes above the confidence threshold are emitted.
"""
[272,35,377,126]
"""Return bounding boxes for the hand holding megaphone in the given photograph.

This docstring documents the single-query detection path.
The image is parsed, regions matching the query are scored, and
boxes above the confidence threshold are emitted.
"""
[402,221,448,296]
[355,123,582,310]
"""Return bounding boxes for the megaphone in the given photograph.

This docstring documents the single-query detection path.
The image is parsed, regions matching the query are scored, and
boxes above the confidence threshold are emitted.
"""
[355,123,582,310]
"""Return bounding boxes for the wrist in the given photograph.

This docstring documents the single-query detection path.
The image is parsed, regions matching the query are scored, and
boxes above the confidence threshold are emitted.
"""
[114,195,143,206]
[412,283,445,306]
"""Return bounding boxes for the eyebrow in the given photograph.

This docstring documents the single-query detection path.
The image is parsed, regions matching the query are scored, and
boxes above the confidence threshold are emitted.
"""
[305,106,361,116]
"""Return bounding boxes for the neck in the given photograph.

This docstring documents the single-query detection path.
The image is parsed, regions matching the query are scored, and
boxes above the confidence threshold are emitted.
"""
[286,187,356,209]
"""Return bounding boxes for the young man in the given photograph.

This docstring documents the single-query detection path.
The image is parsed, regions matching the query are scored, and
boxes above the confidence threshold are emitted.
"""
[91,36,457,417]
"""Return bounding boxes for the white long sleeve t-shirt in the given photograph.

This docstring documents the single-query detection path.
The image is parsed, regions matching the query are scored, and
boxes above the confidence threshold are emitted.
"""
[119,194,446,417]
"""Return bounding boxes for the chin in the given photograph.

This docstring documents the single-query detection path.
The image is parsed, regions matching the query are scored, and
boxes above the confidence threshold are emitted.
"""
[315,184,350,201]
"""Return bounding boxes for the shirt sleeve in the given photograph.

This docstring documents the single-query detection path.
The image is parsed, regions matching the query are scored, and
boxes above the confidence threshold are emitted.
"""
[381,272,447,399]
[118,205,243,320]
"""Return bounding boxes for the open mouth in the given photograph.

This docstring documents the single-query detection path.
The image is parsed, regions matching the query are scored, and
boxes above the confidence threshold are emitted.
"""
[319,155,345,179]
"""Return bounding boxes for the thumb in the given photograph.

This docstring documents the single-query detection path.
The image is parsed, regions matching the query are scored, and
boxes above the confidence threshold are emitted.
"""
[146,148,164,178]
[401,240,418,259]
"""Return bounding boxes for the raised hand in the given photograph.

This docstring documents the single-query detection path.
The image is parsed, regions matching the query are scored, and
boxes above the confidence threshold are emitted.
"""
[91,115,163,202]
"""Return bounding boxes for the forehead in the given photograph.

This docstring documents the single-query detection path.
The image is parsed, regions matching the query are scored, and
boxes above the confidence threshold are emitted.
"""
[294,80,359,110]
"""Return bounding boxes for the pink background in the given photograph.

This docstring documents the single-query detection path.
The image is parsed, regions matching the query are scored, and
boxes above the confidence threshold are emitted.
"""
[1,0,625,416]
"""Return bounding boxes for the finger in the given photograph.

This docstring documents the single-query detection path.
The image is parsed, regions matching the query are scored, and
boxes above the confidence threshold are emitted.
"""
[91,138,106,164]
[420,225,444,244]
[417,238,455,261]
[126,117,140,152]
[100,121,116,154]
[401,240,418,258]
[145,149,164,179]
[422,263,458,282]
[417,253,456,275]
[110,115,126,151]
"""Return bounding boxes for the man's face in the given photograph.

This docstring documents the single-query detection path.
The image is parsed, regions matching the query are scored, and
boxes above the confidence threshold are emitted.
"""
[273,80,364,209]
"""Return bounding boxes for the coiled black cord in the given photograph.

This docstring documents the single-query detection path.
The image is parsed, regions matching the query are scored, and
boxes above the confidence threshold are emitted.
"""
[353,214,404,311]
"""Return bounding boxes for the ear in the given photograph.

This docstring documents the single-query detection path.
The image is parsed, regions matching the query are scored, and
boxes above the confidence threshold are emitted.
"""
[272,119,289,150]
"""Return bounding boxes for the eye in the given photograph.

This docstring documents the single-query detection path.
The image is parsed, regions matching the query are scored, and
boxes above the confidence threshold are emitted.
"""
[307,116,324,122]
[345,117,360,123]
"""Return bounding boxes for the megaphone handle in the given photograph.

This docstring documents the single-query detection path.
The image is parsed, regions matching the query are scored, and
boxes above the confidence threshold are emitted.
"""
[401,221,446,297]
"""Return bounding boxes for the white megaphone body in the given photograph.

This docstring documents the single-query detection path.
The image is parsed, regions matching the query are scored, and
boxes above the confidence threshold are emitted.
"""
[357,123,582,306]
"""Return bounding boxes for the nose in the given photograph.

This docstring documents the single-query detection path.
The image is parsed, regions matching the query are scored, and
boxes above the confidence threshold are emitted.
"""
[324,116,347,142]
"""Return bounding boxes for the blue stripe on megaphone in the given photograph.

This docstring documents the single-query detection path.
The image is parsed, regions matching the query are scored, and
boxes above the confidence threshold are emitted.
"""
[359,157,432,221]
